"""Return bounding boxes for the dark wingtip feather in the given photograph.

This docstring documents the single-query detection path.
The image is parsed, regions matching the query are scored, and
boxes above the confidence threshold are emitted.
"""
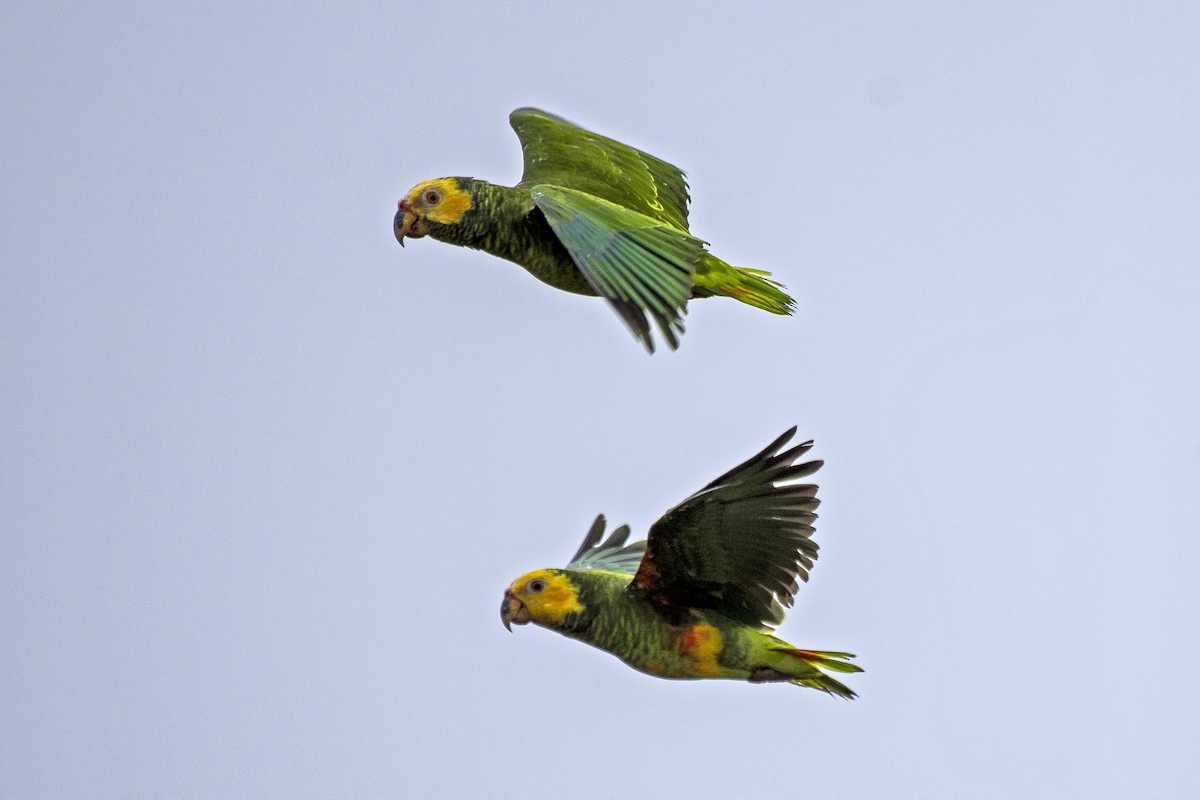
[640,427,829,628]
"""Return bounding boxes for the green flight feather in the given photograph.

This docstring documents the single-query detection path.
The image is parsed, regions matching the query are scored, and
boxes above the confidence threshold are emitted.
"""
[531,184,701,352]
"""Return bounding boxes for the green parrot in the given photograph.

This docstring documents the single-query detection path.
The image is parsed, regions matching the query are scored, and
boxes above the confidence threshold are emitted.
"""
[501,428,862,696]
[394,107,795,352]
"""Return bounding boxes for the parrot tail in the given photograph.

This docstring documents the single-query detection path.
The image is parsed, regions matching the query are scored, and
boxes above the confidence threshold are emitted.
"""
[692,254,796,315]
[723,266,796,315]
[775,648,863,699]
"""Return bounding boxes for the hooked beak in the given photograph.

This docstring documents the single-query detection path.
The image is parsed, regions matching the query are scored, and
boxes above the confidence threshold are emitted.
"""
[394,198,427,246]
[501,589,530,632]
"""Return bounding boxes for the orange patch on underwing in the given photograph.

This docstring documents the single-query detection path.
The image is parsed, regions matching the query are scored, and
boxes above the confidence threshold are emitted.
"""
[632,551,659,589]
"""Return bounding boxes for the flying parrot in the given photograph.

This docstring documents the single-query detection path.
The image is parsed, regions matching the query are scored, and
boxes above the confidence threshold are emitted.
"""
[394,107,795,352]
[501,428,862,696]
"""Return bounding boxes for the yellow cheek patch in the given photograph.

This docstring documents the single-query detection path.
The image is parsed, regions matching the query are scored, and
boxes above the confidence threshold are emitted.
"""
[515,570,584,625]
[408,178,472,225]
[677,623,725,678]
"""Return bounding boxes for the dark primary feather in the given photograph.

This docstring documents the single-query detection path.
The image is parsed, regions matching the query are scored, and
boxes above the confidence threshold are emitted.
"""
[631,428,824,628]
[510,108,692,232]
[567,514,647,574]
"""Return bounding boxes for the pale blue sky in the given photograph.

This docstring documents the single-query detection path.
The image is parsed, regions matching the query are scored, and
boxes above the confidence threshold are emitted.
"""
[3,2,1199,797]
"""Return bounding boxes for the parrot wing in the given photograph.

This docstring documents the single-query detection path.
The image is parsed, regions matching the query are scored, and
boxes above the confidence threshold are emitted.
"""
[510,107,691,231]
[630,428,823,629]
[566,514,646,574]
[531,184,701,352]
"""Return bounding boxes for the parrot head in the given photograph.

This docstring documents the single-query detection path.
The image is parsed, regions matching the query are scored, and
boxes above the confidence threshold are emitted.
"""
[394,177,474,246]
[501,569,584,632]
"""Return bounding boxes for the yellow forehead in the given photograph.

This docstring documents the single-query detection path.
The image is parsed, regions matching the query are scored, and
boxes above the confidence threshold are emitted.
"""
[510,569,583,623]
[405,177,471,224]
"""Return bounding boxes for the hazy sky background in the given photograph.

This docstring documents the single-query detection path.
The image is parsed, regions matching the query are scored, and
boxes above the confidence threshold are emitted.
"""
[3,2,1199,797]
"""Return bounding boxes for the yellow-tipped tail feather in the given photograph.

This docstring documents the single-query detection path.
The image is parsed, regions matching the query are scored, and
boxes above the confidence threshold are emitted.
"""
[722,267,795,315]
[693,254,796,315]
[778,648,863,699]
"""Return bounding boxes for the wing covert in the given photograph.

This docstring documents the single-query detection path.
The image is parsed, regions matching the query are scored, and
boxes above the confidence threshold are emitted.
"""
[510,108,691,231]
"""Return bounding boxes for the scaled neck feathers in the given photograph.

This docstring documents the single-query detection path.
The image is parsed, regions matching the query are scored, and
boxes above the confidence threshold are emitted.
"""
[424,178,533,250]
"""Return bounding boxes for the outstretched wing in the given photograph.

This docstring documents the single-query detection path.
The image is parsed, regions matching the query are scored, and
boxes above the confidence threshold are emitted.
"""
[531,184,700,352]
[631,428,823,629]
[510,107,691,231]
[567,514,646,574]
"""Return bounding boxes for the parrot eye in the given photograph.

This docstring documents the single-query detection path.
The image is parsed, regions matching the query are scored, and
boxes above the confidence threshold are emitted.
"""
[422,189,441,206]
[526,578,547,594]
